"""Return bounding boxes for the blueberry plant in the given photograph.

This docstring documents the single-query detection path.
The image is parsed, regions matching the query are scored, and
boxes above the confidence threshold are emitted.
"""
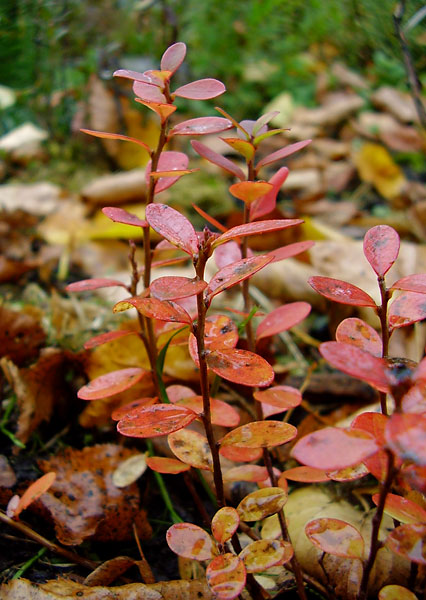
[67,43,426,600]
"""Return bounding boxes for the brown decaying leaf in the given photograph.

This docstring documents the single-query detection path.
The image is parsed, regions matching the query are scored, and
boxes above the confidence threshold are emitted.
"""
[1,349,79,444]
[0,578,213,600]
[84,556,145,586]
[0,306,46,365]
[36,444,151,545]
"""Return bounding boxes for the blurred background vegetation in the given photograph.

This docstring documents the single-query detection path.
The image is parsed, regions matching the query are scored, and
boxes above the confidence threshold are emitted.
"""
[0,0,424,157]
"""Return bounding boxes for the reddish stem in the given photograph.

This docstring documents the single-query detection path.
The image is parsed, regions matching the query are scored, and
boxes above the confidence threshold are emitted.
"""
[358,450,396,600]
[377,275,390,416]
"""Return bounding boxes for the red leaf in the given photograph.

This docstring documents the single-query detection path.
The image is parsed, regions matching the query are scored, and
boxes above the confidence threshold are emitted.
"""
[170,116,232,136]
[268,240,315,263]
[400,464,426,494]
[161,42,186,73]
[363,225,400,277]
[168,429,213,470]
[351,412,387,445]
[309,276,376,307]
[173,79,226,100]
[117,404,197,438]
[191,203,227,233]
[102,206,148,228]
[80,129,151,153]
[114,296,192,324]
[146,456,190,474]
[402,384,426,414]
[335,318,382,357]
[145,203,198,255]
[167,523,217,561]
[415,357,426,382]
[373,493,426,524]
[206,348,274,387]
[214,242,242,269]
[250,167,289,221]
[320,341,389,392]
[305,518,364,559]
[385,413,426,466]
[292,427,378,471]
[386,523,426,565]
[256,302,311,340]
[206,554,246,600]
[114,69,162,84]
[84,329,136,350]
[391,273,426,294]
[256,139,312,170]
[224,465,269,483]
[188,315,238,365]
[66,278,126,292]
[191,141,245,180]
[145,151,190,193]
[253,385,302,410]
[78,368,148,400]
[206,255,273,302]
[133,80,166,103]
[212,219,303,249]
[219,446,263,462]
[220,421,297,449]
[166,384,195,402]
[388,292,426,330]
[175,396,240,428]
[11,472,56,519]
[350,415,389,482]
[111,398,158,421]
[229,181,273,204]
[150,276,207,301]
[211,507,240,544]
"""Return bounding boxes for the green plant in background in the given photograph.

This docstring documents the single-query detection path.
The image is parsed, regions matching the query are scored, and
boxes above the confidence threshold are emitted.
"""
[1,0,424,136]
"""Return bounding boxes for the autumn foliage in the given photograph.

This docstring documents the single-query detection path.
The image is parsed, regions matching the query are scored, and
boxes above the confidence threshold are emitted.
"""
[6,42,425,600]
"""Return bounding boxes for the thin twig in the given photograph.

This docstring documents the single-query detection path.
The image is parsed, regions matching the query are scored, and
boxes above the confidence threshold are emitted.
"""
[0,510,97,570]
[393,0,426,130]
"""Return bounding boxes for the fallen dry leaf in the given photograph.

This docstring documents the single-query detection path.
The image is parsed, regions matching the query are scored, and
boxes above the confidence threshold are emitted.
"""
[285,487,417,599]
[37,444,151,545]
[0,123,48,163]
[354,143,406,200]
[84,556,148,586]
[1,348,80,444]
[81,169,147,206]
[0,578,212,600]
[354,112,424,153]
[0,306,45,365]
[371,86,423,123]
[330,62,369,90]
[292,92,364,128]
[0,182,61,216]
[0,455,16,488]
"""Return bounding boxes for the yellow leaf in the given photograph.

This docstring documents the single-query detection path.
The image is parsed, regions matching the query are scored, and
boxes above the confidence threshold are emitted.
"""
[354,143,406,200]
[118,97,160,170]
[80,325,153,428]
[84,205,147,240]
